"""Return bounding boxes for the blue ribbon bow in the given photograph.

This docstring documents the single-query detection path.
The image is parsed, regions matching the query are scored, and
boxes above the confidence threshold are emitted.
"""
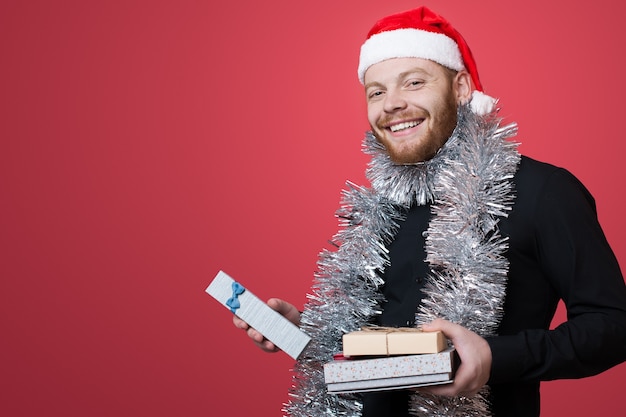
[226,281,245,314]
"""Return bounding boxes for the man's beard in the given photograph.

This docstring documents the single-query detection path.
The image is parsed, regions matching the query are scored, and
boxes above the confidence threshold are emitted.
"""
[374,97,459,165]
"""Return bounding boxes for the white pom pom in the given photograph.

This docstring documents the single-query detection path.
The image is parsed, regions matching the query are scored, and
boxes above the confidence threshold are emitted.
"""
[470,90,498,115]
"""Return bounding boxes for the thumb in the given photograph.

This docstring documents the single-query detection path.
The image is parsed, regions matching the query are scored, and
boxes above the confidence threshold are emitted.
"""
[267,298,300,324]
[267,298,290,314]
[422,318,460,339]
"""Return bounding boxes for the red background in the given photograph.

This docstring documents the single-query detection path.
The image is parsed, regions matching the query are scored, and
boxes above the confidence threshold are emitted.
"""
[2,1,625,416]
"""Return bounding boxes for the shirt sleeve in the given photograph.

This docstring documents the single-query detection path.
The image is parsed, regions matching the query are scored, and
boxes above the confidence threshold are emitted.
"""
[487,167,626,384]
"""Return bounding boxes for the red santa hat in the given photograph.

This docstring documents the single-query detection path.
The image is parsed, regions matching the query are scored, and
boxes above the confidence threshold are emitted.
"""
[358,6,497,115]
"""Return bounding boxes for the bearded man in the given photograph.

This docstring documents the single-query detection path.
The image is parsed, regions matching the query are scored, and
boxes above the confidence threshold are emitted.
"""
[233,6,626,417]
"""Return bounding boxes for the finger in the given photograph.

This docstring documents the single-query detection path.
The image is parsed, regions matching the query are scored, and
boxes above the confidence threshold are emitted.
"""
[246,328,279,353]
[247,327,265,343]
[425,384,478,397]
[419,375,478,398]
[419,383,459,397]
[423,369,472,397]
[260,339,279,352]
[232,315,249,330]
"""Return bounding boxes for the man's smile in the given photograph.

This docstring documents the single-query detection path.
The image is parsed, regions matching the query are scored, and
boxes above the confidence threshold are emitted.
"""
[387,119,423,133]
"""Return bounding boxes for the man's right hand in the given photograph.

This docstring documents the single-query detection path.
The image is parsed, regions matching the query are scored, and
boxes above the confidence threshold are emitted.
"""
[232,298,301,353]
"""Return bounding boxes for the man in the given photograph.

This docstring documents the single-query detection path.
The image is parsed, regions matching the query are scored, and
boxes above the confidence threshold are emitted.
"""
[233,6,626,417]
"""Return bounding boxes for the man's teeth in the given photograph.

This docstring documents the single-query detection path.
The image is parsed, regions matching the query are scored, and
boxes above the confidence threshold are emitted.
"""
[389,120,420,132]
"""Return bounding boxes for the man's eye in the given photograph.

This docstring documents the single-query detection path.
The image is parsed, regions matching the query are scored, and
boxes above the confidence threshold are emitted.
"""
[368,91,384,99]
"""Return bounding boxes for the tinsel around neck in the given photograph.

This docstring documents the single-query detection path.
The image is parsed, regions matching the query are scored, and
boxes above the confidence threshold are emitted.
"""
[283,105,521,417]
[365,106,517,208]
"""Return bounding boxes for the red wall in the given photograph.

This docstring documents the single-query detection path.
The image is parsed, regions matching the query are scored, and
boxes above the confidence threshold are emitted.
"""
[2,1,625,416]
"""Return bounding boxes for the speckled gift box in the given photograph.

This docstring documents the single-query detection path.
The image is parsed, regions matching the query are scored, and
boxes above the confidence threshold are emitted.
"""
[324,348,456,393]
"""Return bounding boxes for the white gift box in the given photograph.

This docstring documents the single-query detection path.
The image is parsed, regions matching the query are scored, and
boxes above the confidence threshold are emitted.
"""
[206,270,311,360]
[324,348,457,393]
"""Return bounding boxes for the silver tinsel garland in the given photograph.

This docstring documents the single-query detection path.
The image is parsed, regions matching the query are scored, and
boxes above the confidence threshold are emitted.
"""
[283,105,520,417]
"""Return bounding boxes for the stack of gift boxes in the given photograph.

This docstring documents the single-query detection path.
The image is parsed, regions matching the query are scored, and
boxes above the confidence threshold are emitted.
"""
[323,327,458,394]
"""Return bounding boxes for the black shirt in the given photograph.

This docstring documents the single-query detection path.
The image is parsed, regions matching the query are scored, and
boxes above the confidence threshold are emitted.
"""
[362,156,626,417]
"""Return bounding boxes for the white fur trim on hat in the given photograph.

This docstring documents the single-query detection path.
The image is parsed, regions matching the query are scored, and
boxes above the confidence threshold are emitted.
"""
[470,91,498,116]
[358,28,465,84]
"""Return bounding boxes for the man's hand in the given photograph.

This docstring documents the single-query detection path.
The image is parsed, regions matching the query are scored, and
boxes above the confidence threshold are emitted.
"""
[232,298,301,353]
[419,319,492,397]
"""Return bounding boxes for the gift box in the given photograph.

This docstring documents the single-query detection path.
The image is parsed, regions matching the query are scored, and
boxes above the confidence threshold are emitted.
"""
[342,327,446,356]
[324,348,457,394]
[206,270,311,360]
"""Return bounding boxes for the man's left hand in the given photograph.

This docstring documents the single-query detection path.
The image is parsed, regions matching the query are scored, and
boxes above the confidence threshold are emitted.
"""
[419,318,492,397]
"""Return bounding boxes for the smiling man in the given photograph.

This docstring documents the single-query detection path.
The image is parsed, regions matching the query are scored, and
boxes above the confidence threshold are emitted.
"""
[233,6,626,417]
[364,57,469,164]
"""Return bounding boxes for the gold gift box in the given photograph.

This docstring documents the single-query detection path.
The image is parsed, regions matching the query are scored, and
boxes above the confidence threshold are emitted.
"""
[342,327,446,357]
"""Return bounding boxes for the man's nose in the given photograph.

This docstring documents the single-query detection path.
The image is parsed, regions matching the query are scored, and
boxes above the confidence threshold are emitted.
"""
[383,89,407,112]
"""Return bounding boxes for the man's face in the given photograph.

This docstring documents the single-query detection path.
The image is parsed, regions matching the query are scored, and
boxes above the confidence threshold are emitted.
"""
[364,57,468,164]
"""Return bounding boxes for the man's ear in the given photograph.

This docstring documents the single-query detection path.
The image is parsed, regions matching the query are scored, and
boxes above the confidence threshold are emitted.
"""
[454,70,473,104]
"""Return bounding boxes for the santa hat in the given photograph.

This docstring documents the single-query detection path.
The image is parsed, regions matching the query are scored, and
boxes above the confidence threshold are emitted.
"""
[358,6,497,115]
